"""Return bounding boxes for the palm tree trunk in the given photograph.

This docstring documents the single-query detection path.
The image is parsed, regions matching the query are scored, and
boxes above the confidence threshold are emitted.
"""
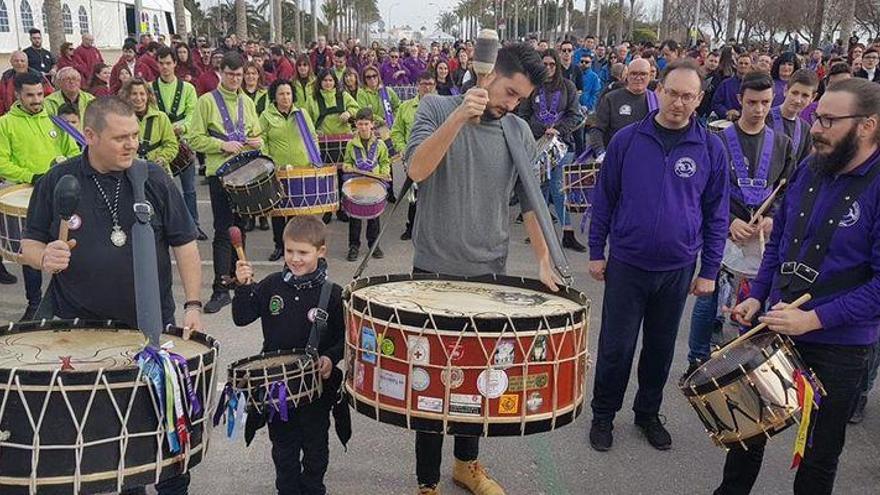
[311,0,318,41]
[44,0,65,54]
[235,0,248,40]
[628,0,635,38]
[616,0,624,43]
[839,0,855,47]
[726,0,737,42]
[584,0,591,35]
[174,0,187,42]
[294,0,302,48]
[810,0,826,48]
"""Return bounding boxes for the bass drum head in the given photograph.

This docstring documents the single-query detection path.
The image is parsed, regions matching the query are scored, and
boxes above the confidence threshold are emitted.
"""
[0,185,33,216]
[221,156,276,187]
[342,177,386,205]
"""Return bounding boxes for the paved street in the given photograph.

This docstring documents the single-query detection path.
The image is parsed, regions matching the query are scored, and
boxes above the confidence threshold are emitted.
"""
[1,165,878,495]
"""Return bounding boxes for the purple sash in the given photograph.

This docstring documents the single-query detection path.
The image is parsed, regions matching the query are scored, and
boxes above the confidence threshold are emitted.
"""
[378,86,395,126]
[50,115,86,147]
[293,110,322,165]
[770,106,802,154]
[723,124,775,207]
[353,140,379,171]
[537,89,562,126]
[647,90,659,112]
[212,90,246,142]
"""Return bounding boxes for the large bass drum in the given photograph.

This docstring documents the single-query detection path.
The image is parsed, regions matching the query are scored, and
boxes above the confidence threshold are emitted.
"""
[344,273,590,437]
[0,320,219,495]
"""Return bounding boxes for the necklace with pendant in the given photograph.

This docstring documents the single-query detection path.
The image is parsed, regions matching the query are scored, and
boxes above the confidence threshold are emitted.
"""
[92,175,126,247]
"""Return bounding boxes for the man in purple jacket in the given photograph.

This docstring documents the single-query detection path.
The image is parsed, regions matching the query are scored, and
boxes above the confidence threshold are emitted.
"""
[720,77,880,495]
[711,51,753,121]
[380,48,410,86]
[588,58,729,452]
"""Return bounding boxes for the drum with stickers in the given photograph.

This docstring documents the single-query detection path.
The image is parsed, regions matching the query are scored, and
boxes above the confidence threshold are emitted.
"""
[680,332,825,449]
[0,184,31,261]
[343,273,590,437]
[0,319,219,495]
[216,151,284,216]
[223,350,322,420]
[274,166,339,216]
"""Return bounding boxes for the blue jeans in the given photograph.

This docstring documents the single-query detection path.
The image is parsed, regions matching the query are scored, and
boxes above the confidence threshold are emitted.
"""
[543,153,572,228]
[687,292,721,364]
[177,158,199,225]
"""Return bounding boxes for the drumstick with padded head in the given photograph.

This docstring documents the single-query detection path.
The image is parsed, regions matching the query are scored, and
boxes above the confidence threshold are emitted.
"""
[470,29,500,123]
[712,293,812,356]
[54,174,81,243]
[748,178,787,225]
[229,226,246,262]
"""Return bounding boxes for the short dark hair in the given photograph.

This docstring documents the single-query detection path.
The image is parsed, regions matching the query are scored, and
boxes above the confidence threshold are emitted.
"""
[736,51,752,60]
[221,51,245,71]
[828,62,852,78]
[56,102,79,117]
[418,71,435,83]
[560,40,574,49]
[771,52,801,80]
[267,78,292,103]
[28,28,40,35]
[355,107,374,122]
[738,71,774,95]
[146,41,161,52]
[156,46,174,61]
[123,40,137,52]
[826,78,880,142]
[658,58,702,84]
[84,96,135,133]
[270,46,284,57]
[282,215,326,248]
[494,43,546,88]
[788,68,819,90]
[866,48,879,56]
[14,72,42,91]
[334,49,346,58]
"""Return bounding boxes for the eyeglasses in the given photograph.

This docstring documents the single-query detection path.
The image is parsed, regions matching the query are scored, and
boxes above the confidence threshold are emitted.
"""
[544,62,556,67]
[561,48,573,53]
[628,71,650,78]
[419,81,436,87]
[390,55,399,59]
[814,114,870,128]
[662,88,700,104]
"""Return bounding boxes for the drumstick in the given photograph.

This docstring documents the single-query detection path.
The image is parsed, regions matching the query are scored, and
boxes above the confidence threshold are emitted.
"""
[560,170,598,192]
[748,179,787,225]
[713,293,812,356]
[758,227,766,257]
[229,226,246,262]
[346,168,392,183]
[53,174,81,243]
[470,29,500,123]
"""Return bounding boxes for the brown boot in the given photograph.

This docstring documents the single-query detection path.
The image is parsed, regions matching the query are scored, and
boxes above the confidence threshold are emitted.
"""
[418,484,440,495]
[452,459,505,495]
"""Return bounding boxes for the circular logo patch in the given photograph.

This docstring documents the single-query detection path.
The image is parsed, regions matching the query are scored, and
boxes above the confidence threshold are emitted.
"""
[411,367,430,391]
[839,201,861,227]
[268,295,284,316]
[674,157,697,178]
[67,213,82,231]
[380,337,396,356]
[307,307,318,322]
[440,367,464,389]
[477,369,509,399]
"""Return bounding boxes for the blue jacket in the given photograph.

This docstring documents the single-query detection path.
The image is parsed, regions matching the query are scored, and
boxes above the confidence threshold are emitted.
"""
[580,69,602,111]
[711,76,742,118]
[573,48,594,67]
[589,112,730,280]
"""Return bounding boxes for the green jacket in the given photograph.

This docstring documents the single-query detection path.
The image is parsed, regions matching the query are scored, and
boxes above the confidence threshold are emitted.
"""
[43,90,95,121]
[0,102,80,183]
[187,85,262,177]
[138,105,179,172]
[356,86,400,127]
[307,89,359,136]
[343,135,391,178]
[259,103,319,168]
[244,87,269,115]
[293,78,315,114]
[152,77,198,134]
[332,67,347,83]
[391,96,420,154]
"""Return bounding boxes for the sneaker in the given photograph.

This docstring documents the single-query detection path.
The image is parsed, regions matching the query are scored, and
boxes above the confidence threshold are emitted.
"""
[347,246,359,262]
[204,291,231,314]
[243,217,255,232]
[322,212,333,224]
[589,420,613,452]
[562,230,587,253]
[418,484,440,495]
[268,247,284,262]
[635,415,672,450]
[452,459,504,495]
[196,226,208,241]
[20,304,38,322]
[258,216,270,231]
[849,395,868,424]
[371,246,384,259]
[0,265,17,285]
[400,230,412,241]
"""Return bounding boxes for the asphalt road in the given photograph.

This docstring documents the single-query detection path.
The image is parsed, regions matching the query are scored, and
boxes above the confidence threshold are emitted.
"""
[0,165,877,495]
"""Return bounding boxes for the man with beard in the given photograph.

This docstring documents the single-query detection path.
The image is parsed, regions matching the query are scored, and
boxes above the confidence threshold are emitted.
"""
[722,77,880,495]
[405,42,560,495]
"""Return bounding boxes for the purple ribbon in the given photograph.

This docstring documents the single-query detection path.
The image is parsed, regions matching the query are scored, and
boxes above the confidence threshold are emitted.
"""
[647,90,659,112]
[212,90,246,143]
[294,110,322,165]
[770,106,802,155]
[167,352,202,416]
[378,86,395,126]
[537,89,562,127]
[723,124,775,207]
[354,140,379,171]
[50,115,86,147]
[267,381,290,423]
[450,86,461,96]
[213,383,232,426]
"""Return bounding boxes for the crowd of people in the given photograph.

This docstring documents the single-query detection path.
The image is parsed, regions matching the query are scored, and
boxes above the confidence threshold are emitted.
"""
[0,25,879,495]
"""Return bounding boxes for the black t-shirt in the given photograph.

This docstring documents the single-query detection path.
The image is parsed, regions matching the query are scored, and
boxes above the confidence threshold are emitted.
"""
[652,118,688,154]
[24,46,55,75]
[24,154,197,326]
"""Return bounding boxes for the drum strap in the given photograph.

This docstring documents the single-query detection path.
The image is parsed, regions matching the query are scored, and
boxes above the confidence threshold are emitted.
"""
[137,117,161,158]
[378,86,395,126]
[306,280,333,355]
[127,160,164,347]
[315,92,345,130]
[775,161,880,301]
[721,124,775,207]
[646,90,659,113]
[154,79,185,123]
[293,109,322,165]
[770,107,802,154]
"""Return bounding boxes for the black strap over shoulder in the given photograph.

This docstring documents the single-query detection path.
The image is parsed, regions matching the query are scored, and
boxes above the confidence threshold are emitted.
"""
[138,117,161,158]
[154,79,185,123]
[305,281,333,356]
[315,92,345,130]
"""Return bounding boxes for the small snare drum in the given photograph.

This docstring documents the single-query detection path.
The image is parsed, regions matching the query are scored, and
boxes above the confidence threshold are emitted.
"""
[341,177,387,219]
[217,152,284,216]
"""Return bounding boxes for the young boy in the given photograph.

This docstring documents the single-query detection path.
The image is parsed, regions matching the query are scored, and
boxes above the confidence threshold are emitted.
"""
[342,107,391,262]
[231,215,345,495]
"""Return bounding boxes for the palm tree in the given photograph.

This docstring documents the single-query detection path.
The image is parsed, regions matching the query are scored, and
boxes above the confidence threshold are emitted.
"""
[175,0,188,42]
[235,0,248,40]
[44,0,65,54]
[726,0,737,42]
[437,11,458,34]
[810,0,826,48]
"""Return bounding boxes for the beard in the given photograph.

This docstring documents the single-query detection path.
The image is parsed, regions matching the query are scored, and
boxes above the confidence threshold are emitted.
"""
[481,105,507,121]
[811,126,859,176]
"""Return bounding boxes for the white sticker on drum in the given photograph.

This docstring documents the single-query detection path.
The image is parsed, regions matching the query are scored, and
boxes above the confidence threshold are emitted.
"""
[377,369,406,401]
[417,396,444,413]
[449,393,482,416]
[408,336,430,365]
[411,367,430,391]
[477,369,509,399]
[493,339,515,368]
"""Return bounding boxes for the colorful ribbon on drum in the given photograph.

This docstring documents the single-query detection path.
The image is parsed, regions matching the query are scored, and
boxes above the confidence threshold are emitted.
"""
[136,345,199,454]
[266,381,290,423]
[791,369,822,469]
[212,380,292,442]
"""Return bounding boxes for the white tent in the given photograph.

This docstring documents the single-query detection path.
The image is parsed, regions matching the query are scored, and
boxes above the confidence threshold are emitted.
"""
[426,30,454,43]
[0,0,189,53]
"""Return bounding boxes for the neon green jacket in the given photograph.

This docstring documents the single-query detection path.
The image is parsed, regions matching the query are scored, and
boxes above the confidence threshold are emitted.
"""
[152,77,198,134]
[356,86,400,127]
[0,102,80,183]
[244,87,269,115]
[260,102,319,168]
[391,96,420,154]
[293,78,315,114]
[187,85,262,177]
[43,90,95,120]
[307,89,359,136]
[138,105,179,172]
[343,135,391,178]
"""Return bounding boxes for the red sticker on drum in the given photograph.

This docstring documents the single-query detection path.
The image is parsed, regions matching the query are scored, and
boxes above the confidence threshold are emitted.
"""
[67,214,82,231]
